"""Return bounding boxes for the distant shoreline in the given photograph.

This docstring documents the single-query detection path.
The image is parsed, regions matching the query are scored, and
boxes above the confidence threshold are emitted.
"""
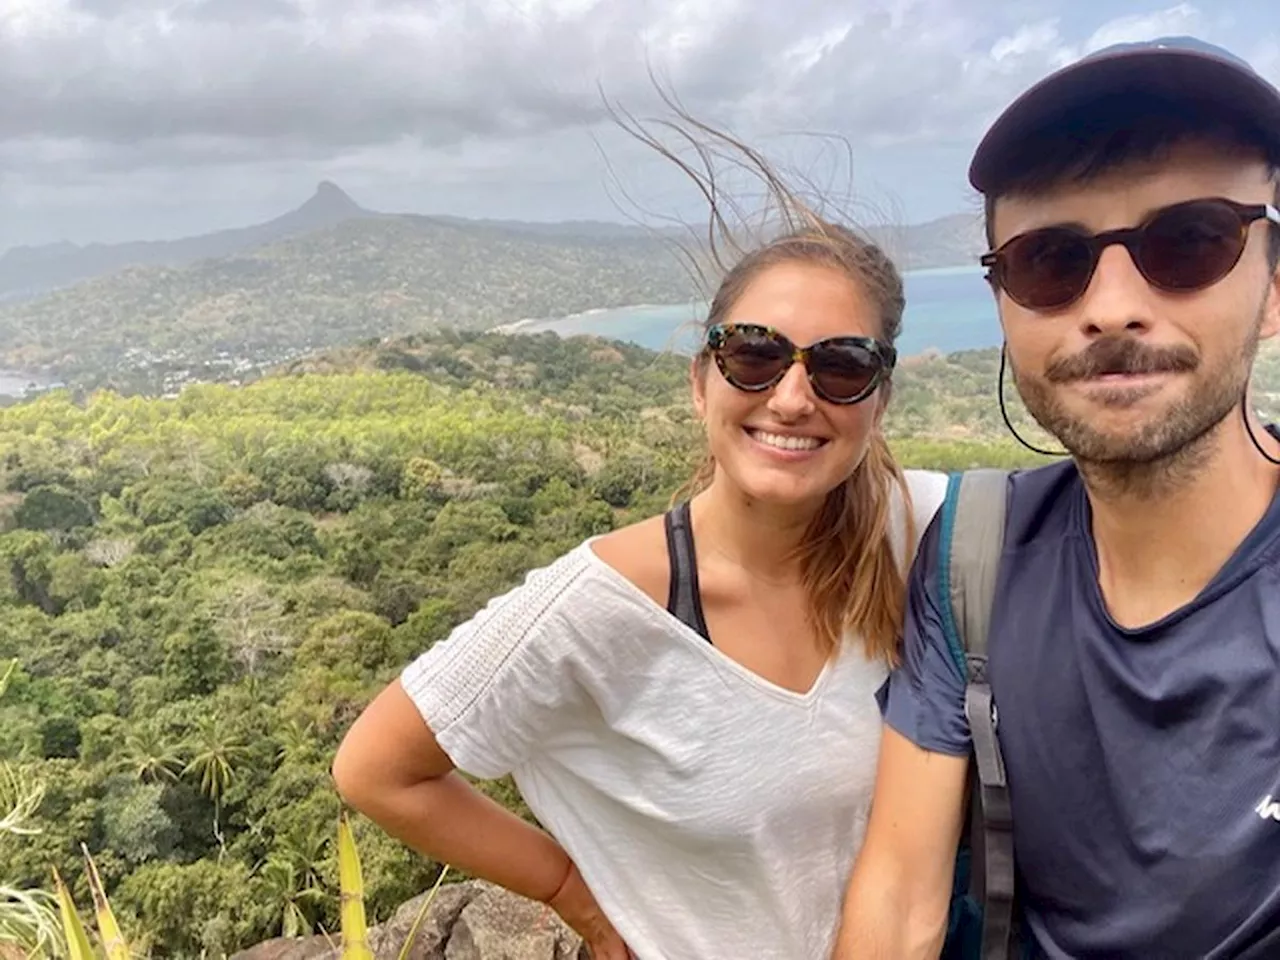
[493,301,702,335]
[0,371,56,399]
[494,263,986,336]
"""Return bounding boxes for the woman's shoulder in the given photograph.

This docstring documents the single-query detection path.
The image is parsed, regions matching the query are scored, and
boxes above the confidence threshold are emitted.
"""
[447,512,675,643]
[586,513,670,610]
[888,468,949,570]
[901,468,949,525]
[406,521,670,674]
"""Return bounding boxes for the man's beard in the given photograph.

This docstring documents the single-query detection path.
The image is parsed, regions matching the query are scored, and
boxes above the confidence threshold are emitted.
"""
[1012,330,1257,498]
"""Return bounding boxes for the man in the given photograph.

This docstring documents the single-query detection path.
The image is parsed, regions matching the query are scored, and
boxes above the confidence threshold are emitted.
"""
[834,37,1280,960]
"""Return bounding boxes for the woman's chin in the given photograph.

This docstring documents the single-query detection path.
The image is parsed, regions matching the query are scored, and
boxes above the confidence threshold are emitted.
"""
[730,473,837,511]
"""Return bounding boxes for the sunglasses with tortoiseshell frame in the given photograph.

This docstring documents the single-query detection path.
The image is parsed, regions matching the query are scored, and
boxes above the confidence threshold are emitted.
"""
[704,322,895,405]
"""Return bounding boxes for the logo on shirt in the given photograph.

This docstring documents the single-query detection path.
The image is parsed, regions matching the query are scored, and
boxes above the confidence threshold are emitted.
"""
[1258,795,1280,822]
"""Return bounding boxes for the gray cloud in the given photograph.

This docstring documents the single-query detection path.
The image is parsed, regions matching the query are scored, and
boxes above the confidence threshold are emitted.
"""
[0,0,1275,248]
[0,0,1088,149]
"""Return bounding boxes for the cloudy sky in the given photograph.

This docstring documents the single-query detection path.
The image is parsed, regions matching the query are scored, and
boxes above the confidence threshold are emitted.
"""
[1,0,1277,250]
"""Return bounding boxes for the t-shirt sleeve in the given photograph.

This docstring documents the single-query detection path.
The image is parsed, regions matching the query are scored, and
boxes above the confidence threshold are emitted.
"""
[881,509,972,757]
[399,551,587,780]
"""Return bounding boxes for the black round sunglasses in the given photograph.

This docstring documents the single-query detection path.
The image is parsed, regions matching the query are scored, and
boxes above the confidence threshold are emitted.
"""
[704,322,896,405]
[981,196,1280,311]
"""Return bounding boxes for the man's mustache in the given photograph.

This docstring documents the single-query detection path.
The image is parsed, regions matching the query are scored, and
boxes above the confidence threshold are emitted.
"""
[1044,338,1198,384]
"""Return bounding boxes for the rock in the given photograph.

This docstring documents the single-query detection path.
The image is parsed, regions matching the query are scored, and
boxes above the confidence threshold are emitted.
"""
[234,880,588,960]
[230,937,336,960]
[372,880,480,959]
[444,882,585,960]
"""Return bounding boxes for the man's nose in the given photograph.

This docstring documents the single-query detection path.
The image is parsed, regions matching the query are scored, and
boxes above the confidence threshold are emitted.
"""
[1074,244,1157,338]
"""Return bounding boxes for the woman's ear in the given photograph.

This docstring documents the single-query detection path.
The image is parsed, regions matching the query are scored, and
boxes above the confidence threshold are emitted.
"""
[873,379,893,427]
[690,357,708,421]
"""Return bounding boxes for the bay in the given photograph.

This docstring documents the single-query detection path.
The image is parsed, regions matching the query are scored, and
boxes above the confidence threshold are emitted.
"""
[501,265,1001,357]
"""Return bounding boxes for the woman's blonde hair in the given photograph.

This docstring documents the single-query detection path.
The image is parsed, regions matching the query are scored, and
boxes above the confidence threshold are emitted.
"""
[613,99,914,664]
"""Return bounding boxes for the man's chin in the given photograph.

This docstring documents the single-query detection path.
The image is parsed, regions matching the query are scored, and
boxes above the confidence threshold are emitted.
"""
[1053,416,1207,466]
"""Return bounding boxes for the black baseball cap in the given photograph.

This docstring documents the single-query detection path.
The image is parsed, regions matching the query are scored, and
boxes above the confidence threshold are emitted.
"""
[969,36,1280,194]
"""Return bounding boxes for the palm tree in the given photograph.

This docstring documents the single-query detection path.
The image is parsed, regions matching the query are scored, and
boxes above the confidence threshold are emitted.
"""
[274,718,318,766]
[277,824,329,895]
[182,715,249,856]
[117,725,185,785]
[256,858,326,938]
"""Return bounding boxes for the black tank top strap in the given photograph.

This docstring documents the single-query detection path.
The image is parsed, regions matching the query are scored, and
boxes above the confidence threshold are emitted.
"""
[663,500,712,644]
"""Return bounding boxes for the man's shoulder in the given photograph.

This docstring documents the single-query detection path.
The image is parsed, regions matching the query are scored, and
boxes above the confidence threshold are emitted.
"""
[1002,458,1084,546]
[1005,457,1081,497]
[909,459,1082,569]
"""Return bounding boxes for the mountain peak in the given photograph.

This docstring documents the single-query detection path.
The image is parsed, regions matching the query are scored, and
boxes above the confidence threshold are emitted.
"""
[301,181,362,215]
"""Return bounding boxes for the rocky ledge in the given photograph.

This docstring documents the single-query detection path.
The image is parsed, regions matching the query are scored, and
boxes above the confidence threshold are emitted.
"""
[231,880,589,960]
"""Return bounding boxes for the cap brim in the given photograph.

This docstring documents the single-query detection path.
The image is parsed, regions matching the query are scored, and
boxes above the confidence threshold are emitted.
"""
[969,48,1280,193]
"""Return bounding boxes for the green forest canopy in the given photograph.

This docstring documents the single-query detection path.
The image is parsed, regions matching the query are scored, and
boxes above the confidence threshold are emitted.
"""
[1,329,1275,956]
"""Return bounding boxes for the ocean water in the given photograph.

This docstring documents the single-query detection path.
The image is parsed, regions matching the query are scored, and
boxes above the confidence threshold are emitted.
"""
[508,265,1001,357]
[0,370,48,398]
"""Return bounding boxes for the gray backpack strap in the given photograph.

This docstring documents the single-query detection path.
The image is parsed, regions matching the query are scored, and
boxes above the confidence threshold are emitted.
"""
[946,469,1015,960]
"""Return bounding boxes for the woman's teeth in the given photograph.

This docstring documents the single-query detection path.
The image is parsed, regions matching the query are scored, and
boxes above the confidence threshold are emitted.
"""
[750,430,823,451]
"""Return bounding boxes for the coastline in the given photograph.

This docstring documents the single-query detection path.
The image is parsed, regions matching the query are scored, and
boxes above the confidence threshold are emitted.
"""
[497,263,986,335]
[492,263,998,358]
[0,369,55,399]
[492,301,703,335]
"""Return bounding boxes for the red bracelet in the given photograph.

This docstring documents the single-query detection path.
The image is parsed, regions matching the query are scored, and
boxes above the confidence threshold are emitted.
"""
[543,857,575,905]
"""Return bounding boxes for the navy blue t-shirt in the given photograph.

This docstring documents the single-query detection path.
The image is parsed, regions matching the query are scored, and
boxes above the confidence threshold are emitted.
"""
[883,458,1280,959]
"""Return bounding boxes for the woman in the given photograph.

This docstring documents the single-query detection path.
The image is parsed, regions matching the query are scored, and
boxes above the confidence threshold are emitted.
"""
[331,119,947,959]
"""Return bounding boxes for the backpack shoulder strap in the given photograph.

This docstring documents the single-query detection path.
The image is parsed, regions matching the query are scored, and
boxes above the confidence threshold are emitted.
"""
[937,469,1015,960]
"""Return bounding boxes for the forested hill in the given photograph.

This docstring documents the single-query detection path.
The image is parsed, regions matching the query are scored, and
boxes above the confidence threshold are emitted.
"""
[0,178,986,396]
[2,329,1277,957]
[0,216,703,395]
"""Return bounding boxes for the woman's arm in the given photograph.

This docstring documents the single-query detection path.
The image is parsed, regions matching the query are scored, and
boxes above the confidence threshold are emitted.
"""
[332,680,569,899]
[831,727,969,959]
[332,679,631,957]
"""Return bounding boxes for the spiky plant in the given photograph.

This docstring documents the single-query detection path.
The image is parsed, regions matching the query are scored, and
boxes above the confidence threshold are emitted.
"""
[0,661,60,958]
[50,870,94,960]
[82,845,130,960]
[337,811,374,960]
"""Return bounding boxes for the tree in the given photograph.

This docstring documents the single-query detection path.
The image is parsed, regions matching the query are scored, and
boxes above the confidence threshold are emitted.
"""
[323,462,373,512]
[84,537,135,568]
[211,578,288,680]
[38,715,81,760]
[102,781,179,865]
[127,480,232,535]
[400,457,444,501]
[182,715,250,853]
[1,530,58,614]
[13,485,94,532]
[162,622,230,698]
[369,572,424,627]
[117,725,185,786]
[272,719,319,767]
[114,858,259,957]
[254,858,325,938]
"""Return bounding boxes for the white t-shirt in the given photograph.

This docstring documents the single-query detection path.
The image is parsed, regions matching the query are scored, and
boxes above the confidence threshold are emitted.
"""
[401,469,948,960]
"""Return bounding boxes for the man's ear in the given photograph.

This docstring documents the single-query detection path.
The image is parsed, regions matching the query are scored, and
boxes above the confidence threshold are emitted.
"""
[1261,258,1280,342]
[690,358,708,420]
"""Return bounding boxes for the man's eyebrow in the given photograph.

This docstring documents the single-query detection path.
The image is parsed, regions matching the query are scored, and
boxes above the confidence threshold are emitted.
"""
[997,213,1092,240]
[1023,217,1091,233]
